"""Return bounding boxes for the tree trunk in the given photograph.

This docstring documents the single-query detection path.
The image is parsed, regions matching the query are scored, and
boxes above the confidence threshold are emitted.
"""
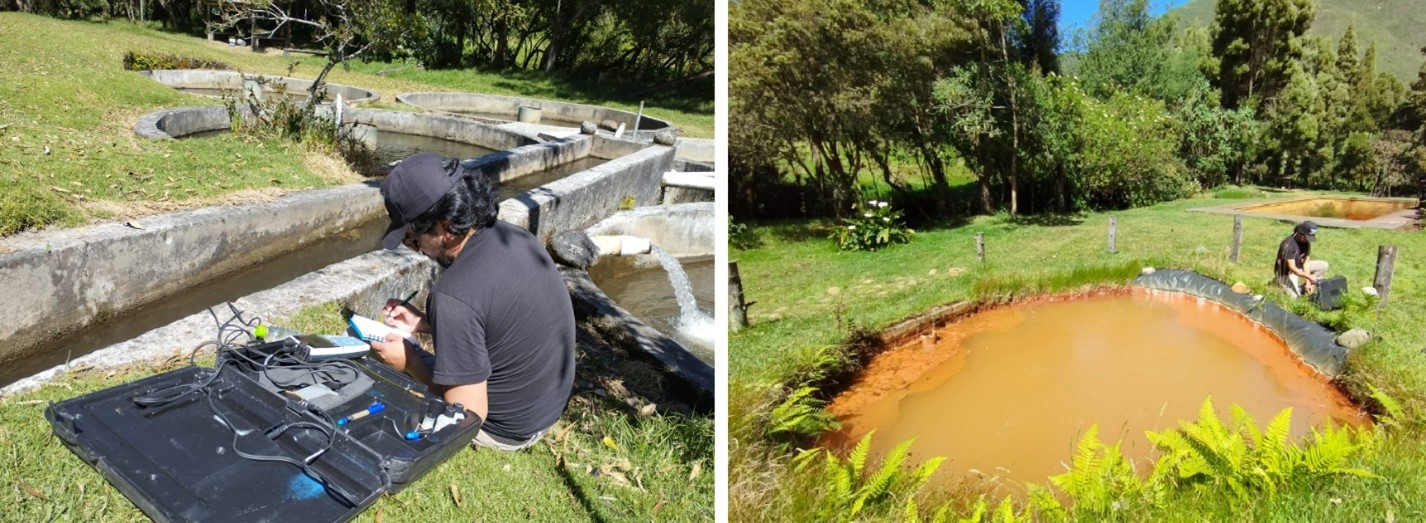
[1000,27,1019,218]
[543,0,564,72]
[494,17,510,67]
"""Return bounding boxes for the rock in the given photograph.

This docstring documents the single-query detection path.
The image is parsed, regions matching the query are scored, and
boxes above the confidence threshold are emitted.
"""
[579,121,597,134]
[549,230,599,269]
[653,130,676,146]
[599,119,619,131]
[1336,328,1371,350]
[1231,281,1250,294]
[1141,267,1156,275]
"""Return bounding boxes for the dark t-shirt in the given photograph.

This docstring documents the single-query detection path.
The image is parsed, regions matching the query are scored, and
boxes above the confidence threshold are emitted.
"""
[1274,233,1310,287]
[426,220,576,439]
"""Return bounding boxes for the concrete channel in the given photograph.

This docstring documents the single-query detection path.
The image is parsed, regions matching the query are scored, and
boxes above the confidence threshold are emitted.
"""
[0,129,681,394]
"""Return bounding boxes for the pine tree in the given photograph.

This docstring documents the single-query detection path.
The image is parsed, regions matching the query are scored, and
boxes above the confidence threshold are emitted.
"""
[1209,0,1316,109]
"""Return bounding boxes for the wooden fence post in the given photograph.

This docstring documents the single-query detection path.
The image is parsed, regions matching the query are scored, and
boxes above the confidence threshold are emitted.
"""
[1108,216,1117,254]
[730,261,749,332]
[976,233,985,263]
[1230,215,1243,263]
[1374,245,1397,306]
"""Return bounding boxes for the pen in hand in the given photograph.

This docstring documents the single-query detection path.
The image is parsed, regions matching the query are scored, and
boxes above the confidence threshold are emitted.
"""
[385,290,419,322]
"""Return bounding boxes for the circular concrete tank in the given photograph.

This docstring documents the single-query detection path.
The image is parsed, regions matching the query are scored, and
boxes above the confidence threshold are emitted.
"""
[396,92,677,135]
[142,69,379,104]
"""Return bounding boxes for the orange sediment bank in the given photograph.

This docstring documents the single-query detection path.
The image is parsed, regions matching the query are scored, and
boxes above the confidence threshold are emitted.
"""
[822,289,1368,489]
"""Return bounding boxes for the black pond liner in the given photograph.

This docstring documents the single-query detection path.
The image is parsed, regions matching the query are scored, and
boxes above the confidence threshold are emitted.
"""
[1133,269,1346,377]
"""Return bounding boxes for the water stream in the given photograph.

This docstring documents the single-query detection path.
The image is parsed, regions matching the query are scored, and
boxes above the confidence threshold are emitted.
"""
[650,246,716,357]
[589,255,714,364]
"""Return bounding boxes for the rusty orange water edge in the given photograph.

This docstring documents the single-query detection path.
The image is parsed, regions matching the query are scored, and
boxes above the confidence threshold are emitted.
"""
[821,288,1370,491]
[1239,197,1417,221]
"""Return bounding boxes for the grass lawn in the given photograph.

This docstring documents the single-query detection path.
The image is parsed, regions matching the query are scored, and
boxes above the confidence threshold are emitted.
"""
[729,189,1426,520]
[0,12,712,237]
[0,302,713,521]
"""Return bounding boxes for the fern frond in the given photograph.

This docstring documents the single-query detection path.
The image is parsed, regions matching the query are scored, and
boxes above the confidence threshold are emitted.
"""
[849,430,875,478]
[908,456,947,489]
[1024,483,1066,520]
[957,496,988,523]
[1070,425,1104,498]
[792,447,824,472]
[1231,405,1261,447]
[992,496,1017,523]
[1368,384,1404,430]
[859,438,914,507]
[930,502,950,523]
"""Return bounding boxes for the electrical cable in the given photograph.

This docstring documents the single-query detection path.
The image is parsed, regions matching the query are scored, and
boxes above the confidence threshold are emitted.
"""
[132,303,358,507]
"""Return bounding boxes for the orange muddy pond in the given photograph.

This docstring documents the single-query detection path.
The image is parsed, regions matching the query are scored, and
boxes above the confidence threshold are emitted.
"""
[823,290,1367,487]
[1240,197,1416,221]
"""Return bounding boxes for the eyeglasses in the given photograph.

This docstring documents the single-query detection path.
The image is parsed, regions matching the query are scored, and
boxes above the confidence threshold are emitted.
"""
[402,224,422,250]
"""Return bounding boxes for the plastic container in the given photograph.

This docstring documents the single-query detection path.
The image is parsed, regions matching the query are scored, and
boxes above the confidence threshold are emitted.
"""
[254,323,302,341]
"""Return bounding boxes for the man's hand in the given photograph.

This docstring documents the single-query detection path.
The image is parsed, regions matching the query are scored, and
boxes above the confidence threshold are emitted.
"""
[382,300,428,334]
[369,333,411,373]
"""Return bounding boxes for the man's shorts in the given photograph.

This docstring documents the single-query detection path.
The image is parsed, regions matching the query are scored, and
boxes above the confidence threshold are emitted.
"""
[472,427,547,452]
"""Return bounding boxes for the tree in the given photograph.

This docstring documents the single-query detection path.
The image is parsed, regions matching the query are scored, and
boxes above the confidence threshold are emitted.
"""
[1016,0,1060,74]
[1070,0,1203,103]
[1261,62,1324,185]
[1208,0,1315,109]
[208,0,407,101]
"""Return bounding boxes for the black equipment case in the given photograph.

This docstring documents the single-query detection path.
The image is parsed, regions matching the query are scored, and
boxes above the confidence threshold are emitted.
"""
[1314,275,1348,310]
[44,348,482,523]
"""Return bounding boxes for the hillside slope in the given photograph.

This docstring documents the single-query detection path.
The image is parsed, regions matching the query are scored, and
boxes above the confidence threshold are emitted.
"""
[1172,0,1426,83]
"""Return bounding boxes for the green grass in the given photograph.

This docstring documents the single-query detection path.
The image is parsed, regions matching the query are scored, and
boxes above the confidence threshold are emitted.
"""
[0,12,712,237]
[729,189,1426,520]
[1,302,713,521]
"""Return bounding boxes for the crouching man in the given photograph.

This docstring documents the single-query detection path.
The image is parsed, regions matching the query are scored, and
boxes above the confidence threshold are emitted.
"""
[371,153,575,451]
[1274,221,1329,298]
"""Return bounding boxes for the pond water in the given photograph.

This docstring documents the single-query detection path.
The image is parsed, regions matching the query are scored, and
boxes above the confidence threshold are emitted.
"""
[822,290,1366,488]
[1239,197,1417,221]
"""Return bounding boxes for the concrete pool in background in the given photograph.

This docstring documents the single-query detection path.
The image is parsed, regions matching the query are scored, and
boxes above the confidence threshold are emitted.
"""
[1190,195,1419,229]
[822,288,1366,489]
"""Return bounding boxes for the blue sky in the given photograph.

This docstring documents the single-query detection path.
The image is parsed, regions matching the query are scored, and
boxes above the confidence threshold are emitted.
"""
[1057,0,1194,35]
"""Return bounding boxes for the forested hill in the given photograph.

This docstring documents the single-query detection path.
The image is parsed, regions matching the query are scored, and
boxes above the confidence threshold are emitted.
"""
[1172,0,1426,83]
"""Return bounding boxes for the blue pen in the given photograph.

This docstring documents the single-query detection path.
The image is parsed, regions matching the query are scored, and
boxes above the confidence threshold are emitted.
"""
[336,402,385,425]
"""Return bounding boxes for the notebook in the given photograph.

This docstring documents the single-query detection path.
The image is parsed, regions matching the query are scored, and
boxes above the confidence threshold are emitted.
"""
[348,315,419,346]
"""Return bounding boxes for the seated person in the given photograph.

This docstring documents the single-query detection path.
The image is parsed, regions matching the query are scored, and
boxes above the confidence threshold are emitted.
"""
[1273,221,1328,298]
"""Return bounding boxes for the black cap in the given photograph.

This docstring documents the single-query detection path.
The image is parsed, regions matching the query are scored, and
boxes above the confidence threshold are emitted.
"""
[380,153,459,250]
[1294,221,1318,243]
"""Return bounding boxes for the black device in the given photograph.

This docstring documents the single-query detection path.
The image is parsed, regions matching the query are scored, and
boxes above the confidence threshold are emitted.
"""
[1313,275,1348,310]
[45,348,482,522]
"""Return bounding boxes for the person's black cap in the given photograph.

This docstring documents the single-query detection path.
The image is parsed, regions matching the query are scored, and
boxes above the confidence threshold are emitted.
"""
[1294,221,1318,243]
[380,153,459,250]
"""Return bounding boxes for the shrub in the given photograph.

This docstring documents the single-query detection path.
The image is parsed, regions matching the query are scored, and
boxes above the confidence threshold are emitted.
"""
[122,50,230,71]
[224,78,375,175]
[730,216,762,250]
[1074,91,1194,209]
[829,199,913,252]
